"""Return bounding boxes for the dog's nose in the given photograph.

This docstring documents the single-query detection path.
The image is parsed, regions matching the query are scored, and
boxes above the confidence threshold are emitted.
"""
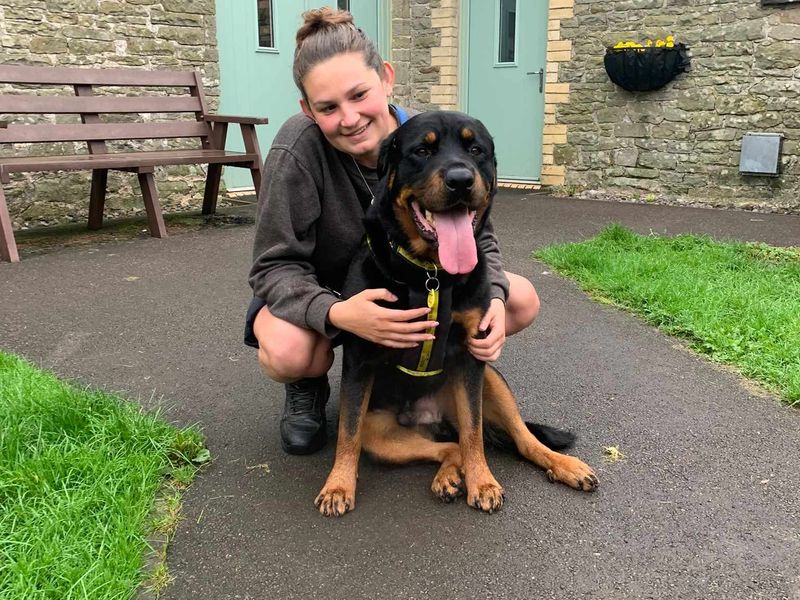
[444,167,474,192]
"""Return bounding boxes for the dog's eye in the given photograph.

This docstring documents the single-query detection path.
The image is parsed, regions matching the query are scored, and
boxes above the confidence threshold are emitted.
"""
[469,145,483,156]
[415,147,432,158]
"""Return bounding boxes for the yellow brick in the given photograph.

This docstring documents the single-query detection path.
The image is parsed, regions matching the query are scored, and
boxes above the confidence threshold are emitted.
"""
[431,56,458,67]
[549,0,574,8]
[431,85,456,95]
[431,8,456,19]
[546,71,559,83]
[432,98,458,109]
[540,174,566,186]
[549,8,574,19]
[548,40,572,52]
[546,83,569,94]
[548,50,572,62]
[545,92,569,104]
[548,19,560,31]
[544,124,567,135]
[548,29,560,41]
[541,164,566,176]
[544,113,556,124]
[432,47,457,57]
[439,75,457,85]
[543,134,568,145]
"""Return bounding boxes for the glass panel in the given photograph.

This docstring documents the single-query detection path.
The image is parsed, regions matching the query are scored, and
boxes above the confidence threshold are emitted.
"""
[257,0,274,48]
[338,0,350,10]
[498,0,516,63]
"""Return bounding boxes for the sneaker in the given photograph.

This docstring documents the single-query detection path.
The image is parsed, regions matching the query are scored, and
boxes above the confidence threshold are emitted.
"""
[280,375,330,455]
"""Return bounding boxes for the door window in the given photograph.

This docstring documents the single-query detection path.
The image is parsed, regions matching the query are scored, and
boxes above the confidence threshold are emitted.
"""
[257,0,275,49]
[498,0,517,64]
[338,0,350,10]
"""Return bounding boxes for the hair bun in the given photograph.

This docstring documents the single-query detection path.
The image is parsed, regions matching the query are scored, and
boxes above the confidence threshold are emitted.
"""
[296,7,355,47]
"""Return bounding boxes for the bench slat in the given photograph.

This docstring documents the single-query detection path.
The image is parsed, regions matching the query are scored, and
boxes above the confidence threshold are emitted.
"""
[0,95,204,114]
[0,65,198,87]
[0,121,211,144]
[0,149,258,175]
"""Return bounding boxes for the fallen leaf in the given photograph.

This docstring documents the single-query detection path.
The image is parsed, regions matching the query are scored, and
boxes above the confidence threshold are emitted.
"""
[602,445,626,462]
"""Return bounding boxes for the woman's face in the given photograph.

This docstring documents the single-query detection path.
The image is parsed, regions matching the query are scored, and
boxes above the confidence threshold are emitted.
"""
[300,52,396,168]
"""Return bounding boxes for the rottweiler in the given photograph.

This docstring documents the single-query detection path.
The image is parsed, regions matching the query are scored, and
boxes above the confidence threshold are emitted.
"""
[315,111,598,517]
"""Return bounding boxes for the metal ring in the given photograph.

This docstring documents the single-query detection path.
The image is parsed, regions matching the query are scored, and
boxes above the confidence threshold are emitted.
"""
[425,276,440,292]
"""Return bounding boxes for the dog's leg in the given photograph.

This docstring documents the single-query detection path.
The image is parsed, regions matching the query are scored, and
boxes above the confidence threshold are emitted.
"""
[315,366,374,517]
[483,366,598,491]
[361,410,464,503]
[449,367,504,513]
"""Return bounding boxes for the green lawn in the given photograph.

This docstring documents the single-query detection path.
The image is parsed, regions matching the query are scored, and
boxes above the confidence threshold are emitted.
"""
[535,224,800,405]
[0,352,208,599]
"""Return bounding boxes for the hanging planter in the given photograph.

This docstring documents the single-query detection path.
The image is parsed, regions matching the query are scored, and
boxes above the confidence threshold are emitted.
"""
[604,36,690,92]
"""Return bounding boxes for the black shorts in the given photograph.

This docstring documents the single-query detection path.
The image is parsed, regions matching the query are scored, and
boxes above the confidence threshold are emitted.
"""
[243,296,266,349]
[243,296,344,349]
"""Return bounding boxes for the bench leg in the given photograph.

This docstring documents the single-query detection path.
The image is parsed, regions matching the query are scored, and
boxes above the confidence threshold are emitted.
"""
[250,164,262,197]
[202,163,223,215]
[0,185,20,263]
[137,172,167,238]
[88,169,108,230]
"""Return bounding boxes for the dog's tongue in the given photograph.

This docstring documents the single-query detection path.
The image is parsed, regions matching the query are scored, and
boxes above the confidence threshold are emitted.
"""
[436,207,477,274]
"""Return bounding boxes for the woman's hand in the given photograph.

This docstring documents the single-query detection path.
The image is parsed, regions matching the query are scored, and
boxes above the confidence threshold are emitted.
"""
[467,298,507,362]
[328,288,438,348]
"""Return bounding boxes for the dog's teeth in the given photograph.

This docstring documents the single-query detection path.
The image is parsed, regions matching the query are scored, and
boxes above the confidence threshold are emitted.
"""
[425,210,435,224]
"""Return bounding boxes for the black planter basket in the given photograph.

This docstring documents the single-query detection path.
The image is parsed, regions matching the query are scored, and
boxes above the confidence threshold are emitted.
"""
[604,44,690,92]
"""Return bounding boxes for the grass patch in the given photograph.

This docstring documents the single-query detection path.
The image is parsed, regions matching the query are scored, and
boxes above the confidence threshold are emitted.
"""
[0,352,209,599]
[535,225,800,404]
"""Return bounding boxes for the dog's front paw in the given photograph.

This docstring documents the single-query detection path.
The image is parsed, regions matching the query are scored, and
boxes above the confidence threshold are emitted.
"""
[546,454,599,492]
[467,480,505,514]
[431,464,465,503]
[315,484,356,517]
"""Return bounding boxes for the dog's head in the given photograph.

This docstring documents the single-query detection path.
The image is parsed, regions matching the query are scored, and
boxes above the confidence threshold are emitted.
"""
[375,111,497,275]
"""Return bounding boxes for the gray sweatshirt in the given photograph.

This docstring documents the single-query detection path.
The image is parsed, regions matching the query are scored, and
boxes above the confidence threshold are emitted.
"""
[248,109,510,339]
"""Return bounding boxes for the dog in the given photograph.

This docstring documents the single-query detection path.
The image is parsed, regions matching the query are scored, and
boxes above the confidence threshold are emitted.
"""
[315,111,598,517]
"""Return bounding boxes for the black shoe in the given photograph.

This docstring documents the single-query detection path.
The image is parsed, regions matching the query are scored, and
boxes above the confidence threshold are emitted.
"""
[280,376,330,455]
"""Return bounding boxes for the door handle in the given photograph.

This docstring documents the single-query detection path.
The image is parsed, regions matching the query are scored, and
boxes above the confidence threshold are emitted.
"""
[527,69,544,93]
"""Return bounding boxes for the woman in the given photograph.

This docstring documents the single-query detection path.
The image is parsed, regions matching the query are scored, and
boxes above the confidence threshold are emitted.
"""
[245,8,539,455]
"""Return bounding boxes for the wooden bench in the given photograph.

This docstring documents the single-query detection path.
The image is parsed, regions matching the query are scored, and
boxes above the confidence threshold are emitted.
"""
[0,64,267,262]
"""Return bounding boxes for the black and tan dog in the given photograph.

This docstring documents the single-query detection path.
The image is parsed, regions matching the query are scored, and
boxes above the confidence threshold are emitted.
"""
[315,111,597,517]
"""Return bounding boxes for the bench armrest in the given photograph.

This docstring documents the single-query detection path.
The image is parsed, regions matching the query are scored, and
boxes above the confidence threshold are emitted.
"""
[204,114,268,125]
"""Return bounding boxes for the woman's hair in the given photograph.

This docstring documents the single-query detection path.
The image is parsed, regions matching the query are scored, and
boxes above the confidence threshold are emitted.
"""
[293,7,385,100]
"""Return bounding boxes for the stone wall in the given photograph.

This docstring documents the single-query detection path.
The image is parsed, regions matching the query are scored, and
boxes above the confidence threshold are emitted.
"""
[0,0,219,229]
[557,0,800,212]
[390,0,443,111]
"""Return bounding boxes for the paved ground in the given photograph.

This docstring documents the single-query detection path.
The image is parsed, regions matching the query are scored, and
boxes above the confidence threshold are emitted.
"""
[2,193,799,599]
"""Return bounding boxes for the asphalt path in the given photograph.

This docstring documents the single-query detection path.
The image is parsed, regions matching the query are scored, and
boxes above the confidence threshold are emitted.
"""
[2,193,798,599]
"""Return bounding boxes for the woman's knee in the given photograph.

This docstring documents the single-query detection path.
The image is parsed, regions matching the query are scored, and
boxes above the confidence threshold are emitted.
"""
[505,272,540,334]
[253,307,331,382]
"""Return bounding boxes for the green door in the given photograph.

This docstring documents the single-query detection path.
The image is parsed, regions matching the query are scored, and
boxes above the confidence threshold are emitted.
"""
[464,0,548,181]
[216,1,385,190]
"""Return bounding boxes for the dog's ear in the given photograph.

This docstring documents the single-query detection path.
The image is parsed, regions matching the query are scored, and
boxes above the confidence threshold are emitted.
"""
[377,129,400,179]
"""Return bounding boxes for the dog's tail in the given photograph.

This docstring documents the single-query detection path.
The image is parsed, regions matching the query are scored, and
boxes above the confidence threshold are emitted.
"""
[483,422,576,452]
